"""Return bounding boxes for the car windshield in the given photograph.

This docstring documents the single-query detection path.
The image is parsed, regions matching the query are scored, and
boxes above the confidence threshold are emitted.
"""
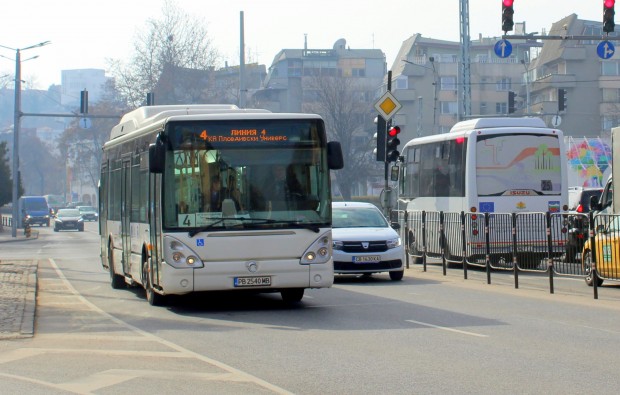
[332,206,388,228]
[58,209,80,218]
[78,206,96,212]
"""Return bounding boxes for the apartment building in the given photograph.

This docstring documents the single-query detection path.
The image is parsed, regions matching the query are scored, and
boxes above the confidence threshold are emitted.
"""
[390,15,620,143]
[252,38,385,113]
[526,13,620,139]
[389,31,535,143]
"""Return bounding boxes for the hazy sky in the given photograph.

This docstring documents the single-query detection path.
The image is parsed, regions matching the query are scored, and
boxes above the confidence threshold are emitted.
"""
[0,0,601,89]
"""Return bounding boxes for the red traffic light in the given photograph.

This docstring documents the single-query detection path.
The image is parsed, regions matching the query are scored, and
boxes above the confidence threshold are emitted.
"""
[388,126,401,137]
[503,0,514,6]
[605,0,615,8]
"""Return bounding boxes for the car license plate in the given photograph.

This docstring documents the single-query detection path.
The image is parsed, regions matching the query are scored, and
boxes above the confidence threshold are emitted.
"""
[353,255,380,263]
[234,276,272,287]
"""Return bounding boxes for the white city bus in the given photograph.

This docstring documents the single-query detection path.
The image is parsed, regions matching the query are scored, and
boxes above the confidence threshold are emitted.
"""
[396,117,568,265]
[100,105,343,305]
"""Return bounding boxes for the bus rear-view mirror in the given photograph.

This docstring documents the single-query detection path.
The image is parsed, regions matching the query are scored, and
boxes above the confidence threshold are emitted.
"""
[149,143,165,173]
[327,141,344,170]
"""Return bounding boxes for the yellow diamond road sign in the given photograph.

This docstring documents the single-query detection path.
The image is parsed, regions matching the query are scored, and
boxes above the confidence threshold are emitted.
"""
[374,91,402,121]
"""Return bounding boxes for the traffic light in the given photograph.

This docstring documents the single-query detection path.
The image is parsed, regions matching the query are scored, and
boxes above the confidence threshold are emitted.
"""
[604,0,615,33]
[386,126,401,162]
[558,88,567,111]
[502,0,514,33]
[508,91,516,113]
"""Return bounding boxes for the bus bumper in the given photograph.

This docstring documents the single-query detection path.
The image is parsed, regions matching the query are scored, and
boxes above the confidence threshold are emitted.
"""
[159,259,334,295]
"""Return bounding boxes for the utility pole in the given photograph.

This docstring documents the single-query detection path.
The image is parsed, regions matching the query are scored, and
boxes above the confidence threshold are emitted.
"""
[459,0,472,120]
[239,11,247,109]
[0,41,51,238]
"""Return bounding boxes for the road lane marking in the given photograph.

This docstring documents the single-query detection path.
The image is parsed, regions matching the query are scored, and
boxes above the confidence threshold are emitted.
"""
[406,319,488,338]
[48,258,293,395]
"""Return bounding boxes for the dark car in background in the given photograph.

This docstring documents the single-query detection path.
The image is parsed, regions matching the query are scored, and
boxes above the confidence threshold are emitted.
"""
[54,209,84,232]
[565,187,604,262]
[77,205,98,221]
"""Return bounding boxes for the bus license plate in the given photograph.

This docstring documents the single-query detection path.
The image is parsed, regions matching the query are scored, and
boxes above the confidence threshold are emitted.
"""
[234,276,272,287]
[353,255,380,263]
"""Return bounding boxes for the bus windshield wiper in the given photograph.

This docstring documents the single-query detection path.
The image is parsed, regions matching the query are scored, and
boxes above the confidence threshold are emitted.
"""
[263,221,321,233]
[188,217,276,237]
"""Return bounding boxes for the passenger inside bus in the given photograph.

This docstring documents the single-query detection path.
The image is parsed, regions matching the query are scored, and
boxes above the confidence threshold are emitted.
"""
[209,175,222,211]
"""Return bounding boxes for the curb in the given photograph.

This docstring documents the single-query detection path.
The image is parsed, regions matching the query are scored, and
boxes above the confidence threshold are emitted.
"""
[0,230,39,243]
[0,260,38,340]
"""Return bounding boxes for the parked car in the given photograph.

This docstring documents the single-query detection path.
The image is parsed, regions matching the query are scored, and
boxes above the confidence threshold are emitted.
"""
[76,205,98,221]
[582,215,620,286]
[565,187,603,262]
[54,209,84,232]
[331,202,405,281]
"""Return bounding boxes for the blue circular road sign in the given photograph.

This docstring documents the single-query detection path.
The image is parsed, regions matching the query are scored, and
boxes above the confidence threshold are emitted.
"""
[494,39,512,58]
[597,40,615,60]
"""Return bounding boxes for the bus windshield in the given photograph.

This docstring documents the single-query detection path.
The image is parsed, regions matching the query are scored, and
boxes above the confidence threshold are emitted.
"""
[161,119,331,230]
[476,133,562,196]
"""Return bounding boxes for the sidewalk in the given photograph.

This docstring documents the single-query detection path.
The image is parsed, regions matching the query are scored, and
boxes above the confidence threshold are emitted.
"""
[0,226,39,339]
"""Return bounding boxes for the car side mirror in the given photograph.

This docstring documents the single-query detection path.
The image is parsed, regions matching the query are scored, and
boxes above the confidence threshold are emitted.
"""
[590,195,601,212]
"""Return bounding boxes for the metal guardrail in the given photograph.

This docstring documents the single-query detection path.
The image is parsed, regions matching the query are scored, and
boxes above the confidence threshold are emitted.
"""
[395,210,620,300]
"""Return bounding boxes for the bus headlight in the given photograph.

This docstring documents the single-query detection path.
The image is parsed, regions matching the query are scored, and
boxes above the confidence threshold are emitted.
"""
[301,232,332,264]
[164,236,204,268]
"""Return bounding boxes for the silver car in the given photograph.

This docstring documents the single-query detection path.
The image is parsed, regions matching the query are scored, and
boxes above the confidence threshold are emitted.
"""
[332,202,405,280]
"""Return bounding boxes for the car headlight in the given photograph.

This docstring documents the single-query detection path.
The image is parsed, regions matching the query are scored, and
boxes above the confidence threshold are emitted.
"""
[78,218,84,222]
[333,240,344,250]
[387,237,401,249]
[44,215,49,219]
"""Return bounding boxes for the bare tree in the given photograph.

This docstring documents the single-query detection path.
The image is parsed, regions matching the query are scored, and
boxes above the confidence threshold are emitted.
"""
[303,75,378,200]
[108,0,220,107]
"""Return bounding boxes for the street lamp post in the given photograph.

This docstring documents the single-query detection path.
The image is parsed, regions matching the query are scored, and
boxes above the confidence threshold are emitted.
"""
[0,41,51,237]
[521,59,531,115]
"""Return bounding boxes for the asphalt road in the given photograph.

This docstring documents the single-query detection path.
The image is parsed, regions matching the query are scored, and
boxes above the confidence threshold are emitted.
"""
[1,222,620,394]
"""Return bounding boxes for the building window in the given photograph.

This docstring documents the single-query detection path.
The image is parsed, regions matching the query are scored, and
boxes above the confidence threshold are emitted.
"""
[602,88,620,102]
[480,102,488,115]
[440,76,456,91]
[440,101,458,114]
[496,78,511,91]
[288,60,302,77]
[602,61,620,76]
[496,102,508,114]
[395,75,408,90]
[602,115,620,130]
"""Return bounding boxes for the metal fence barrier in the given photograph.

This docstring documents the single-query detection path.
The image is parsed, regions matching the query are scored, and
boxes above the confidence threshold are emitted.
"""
[396,209,620,299]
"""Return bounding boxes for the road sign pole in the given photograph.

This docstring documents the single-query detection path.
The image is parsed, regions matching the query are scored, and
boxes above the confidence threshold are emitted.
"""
[385,71,392,217]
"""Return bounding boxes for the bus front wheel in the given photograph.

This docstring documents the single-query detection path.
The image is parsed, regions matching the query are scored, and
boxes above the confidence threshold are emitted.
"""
[281,288,304,304]
[143,259,166,306]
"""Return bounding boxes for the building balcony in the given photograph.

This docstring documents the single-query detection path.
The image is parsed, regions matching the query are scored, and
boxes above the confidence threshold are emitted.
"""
[531,73,577,90]
[393,89,422,101]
